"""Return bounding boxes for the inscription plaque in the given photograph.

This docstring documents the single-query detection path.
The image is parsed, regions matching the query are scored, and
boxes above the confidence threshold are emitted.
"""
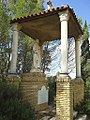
[38,86,48,104]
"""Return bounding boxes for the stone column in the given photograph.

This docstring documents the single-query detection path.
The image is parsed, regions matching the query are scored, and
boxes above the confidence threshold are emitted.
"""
[56,12,73,120]
[59,12,69,74]
[31,39,42,72]
[9,23,21,74]
[75,38,81,78]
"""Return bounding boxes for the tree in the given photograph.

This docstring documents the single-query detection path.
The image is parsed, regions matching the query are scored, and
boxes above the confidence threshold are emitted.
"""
[81,21,90,82]
[17,35,34,73]
[8,0,44,19]
[0,1,12,80]
[0,80,36,120]
[80,20,90,115]
[47,76,56,104]
[41,41,51,73]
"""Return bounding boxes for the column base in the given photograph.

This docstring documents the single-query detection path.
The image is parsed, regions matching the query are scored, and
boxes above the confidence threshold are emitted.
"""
[7,74,21,89]
[30,68,42,73]
[56,74,73,120]
[8,72,18,76]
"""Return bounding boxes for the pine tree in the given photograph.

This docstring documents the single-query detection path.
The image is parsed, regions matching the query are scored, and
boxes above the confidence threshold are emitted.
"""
[41,41,51,73]
[81,20,90,113]
[81,21,90,82]
[8,0,44,18]
[0,1,11,80]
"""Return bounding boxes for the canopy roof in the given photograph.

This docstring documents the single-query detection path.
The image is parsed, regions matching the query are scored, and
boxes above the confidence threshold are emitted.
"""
[11,5,83,44]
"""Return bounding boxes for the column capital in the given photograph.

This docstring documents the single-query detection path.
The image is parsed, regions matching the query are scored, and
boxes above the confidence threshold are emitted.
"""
[76,35,82,41]
[58,12,69,22]
[35,39,39,44]
[12,23,22,31]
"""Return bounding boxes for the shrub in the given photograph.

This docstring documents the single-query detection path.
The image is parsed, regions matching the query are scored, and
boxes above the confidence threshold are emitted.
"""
[0,80,36,120]
[74,93,90,117]
[47,76,56,105]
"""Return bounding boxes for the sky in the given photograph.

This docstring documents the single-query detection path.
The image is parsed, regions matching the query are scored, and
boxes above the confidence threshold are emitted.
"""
[44,0,90,25]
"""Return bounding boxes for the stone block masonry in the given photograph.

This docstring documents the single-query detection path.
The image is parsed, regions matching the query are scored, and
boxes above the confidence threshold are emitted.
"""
[72,78,84,107]
[19,72,48,111]
[56,75,73,120]
[56,75,84,120]
[7,75,21,89]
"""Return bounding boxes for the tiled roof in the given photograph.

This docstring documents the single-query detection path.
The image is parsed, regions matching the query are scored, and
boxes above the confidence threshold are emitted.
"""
[10,5,83,35]
[10,5,70,23]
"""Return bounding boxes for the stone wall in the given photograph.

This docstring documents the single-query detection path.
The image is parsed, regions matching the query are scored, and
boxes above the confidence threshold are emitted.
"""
[19,72,48,111]
[72,78,84,107]
[7,75,21,89]
[56,75,73,120]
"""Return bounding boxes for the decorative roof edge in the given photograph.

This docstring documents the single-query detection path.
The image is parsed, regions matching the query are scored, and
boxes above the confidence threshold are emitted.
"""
[10,5,83,35]
[10,5,70,23]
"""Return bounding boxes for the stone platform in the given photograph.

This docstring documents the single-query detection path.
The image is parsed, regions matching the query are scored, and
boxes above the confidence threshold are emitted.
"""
[19,72,48,111]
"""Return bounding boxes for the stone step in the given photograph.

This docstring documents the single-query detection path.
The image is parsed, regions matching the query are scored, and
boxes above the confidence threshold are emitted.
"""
[75,114,88,120]
[39,116,56,120]
[40,116,50,120]
[49,117,56,120]
[36,106,56,120]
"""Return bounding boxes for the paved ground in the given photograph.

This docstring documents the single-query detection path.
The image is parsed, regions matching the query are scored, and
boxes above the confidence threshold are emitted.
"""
[36,106,56,120]
[36,106,89,120]
[75,114,89,120]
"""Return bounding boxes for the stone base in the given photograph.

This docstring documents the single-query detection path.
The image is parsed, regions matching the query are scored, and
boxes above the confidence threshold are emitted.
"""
[19,72,48,111]
[56,75,73,120]
[7,74,21,89]
[56,75,84,120]
[72,78,84,107]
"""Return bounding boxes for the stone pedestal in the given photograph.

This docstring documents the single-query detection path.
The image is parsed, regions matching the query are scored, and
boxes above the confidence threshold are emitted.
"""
[72,78,84,107]
[7,75,21,89]
[19,72,48,111]
[56,75,73,120]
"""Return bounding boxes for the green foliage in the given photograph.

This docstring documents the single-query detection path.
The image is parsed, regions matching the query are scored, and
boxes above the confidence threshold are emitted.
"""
[81,21,90,81]
[8,0,44,18]
[78,17,83,26]
[0,51,8,80]
[74,93,90,116]
[41,42,51,73]
[82,21,89,41]
[0,1,12,78]
[0,2,10,43]
[79,20,90,115]
[47,76,56,104]
[0,80,36,120]
[17,35,34,73]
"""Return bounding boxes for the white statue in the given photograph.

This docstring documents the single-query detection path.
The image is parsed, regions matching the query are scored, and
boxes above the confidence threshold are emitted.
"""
[33,39,41,70]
